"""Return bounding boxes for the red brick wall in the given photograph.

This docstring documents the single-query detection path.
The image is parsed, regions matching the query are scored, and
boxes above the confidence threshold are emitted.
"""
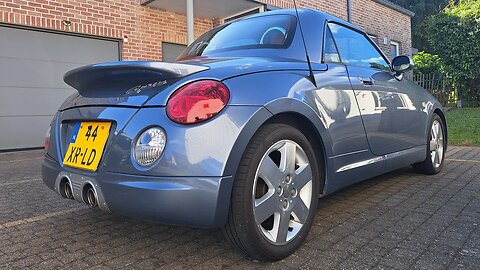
[258,0,348,20]
[351,0,411,57]
[0,0,411,61]
[0,0,212,60]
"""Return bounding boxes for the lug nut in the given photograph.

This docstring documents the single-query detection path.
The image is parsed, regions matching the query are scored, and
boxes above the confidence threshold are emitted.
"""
[285,174,292,183]
[282,199,289,209]
[290,188,297,198]
[277,186,283,196]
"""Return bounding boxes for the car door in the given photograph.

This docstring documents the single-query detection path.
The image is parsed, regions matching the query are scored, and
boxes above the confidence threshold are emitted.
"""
[308,24,381,191]
[328,22,427,156]
[310,24,370,157]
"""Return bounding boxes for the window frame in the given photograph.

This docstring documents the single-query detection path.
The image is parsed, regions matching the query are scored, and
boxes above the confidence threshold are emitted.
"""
[321,20,342,64]
[223,6,265,23]
[162,42,187,62]
[390,40,400,59]
[325,21,393,72]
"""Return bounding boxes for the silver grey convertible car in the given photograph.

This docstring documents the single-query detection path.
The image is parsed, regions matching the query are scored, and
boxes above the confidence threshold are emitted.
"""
[43,8,447,261]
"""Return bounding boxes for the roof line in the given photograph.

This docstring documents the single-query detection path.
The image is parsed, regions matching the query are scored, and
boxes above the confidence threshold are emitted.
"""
[373,0,415,17]
[141,0,156,6]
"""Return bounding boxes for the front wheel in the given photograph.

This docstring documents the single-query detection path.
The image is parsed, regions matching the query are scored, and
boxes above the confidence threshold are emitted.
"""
[413,113,446,174]
[222,123,320,261]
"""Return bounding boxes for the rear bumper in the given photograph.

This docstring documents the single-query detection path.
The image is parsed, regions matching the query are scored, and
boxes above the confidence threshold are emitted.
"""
[42,155,233,228]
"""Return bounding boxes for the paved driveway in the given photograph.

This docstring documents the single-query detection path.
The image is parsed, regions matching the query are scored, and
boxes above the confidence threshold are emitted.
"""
[0,146,479,269]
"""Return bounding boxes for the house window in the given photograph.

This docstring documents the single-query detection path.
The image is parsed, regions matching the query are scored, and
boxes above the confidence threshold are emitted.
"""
[390,41,400,59]
[162,42,187,62]
[223,6,264,23]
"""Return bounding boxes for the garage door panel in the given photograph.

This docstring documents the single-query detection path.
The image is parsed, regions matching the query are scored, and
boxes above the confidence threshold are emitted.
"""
[0,26,119,64]
[0,87,74,116]
[0,26,119,150]
[0,116,52,150]
[0,57,84,89]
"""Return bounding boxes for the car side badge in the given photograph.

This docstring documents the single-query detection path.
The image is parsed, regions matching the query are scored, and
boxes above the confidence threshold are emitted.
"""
[293,0,317,88]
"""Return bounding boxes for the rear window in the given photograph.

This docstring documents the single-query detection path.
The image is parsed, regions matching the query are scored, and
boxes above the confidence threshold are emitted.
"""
[178,15,296,60]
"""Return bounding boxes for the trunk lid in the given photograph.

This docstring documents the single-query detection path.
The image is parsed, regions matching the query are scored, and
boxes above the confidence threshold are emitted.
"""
[59,61,209,110]
[59,57,313,110]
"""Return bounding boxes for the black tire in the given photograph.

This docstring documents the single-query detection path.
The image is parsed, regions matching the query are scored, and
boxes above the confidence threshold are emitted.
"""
[222,123,320,261]
[413,113,446,174]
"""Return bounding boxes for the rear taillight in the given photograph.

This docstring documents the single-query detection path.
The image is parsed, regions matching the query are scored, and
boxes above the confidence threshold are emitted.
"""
[166,80,230,124]
[44,126,51,152]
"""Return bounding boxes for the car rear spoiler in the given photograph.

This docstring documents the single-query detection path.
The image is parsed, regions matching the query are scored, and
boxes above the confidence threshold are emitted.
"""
[63,61,209,96]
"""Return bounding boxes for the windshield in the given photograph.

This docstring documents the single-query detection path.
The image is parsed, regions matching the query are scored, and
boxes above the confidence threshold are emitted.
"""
[178,15,297,60]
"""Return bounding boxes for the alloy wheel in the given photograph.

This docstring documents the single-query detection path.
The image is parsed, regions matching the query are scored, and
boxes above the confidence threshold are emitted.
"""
[429,119,444,168]
[252,140,313,245]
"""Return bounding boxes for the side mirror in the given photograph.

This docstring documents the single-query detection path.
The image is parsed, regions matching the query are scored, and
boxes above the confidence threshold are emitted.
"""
[392,55,414,74]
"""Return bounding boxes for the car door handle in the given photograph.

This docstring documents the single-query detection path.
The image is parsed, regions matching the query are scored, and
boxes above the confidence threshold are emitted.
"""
[359,77,374,86]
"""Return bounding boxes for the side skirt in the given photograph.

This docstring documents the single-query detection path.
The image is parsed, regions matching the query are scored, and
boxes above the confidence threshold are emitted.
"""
[323,145,426,196]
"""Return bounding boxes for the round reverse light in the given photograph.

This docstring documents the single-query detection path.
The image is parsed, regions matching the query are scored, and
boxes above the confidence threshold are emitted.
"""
[134,127,166,167]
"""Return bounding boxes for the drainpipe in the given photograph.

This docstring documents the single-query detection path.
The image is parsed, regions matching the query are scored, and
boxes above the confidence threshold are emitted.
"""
[347,0,351,22]
[186,0,194,45]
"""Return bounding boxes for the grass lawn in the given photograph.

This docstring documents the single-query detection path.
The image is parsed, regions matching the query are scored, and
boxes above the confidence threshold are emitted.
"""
[445,108,480,146]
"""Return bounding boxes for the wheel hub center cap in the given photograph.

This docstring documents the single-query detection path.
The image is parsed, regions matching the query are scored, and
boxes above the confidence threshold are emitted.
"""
[278,174,298,210]
[282,184,291,198]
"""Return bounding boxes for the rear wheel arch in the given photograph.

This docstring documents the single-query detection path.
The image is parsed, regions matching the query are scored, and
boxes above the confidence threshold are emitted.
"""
[263,112,327,195]
[219,101,331,226]
[223,106,329,197]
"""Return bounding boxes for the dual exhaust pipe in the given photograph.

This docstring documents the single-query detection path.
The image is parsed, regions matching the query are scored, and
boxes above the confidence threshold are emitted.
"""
[60,178,98,207]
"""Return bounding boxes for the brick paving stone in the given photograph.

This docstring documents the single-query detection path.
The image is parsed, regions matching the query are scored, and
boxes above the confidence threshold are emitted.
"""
[378,248,419,269]
[0,146,479,269]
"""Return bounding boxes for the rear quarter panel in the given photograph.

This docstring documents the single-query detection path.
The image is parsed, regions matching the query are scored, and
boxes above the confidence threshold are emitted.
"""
[222,69,377,195]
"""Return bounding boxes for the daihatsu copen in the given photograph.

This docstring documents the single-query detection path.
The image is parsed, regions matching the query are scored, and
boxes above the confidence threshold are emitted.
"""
[43,8,447,261]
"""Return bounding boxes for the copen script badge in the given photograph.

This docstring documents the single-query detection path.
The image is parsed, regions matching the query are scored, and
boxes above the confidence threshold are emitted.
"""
[124,80,168,95]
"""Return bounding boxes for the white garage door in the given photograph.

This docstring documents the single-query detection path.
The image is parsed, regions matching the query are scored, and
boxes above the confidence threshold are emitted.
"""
[0,26,120,150]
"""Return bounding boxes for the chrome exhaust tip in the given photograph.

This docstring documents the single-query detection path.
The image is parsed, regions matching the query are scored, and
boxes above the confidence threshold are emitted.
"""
[59,177,74,200]
[64,182,74,200]
[86,188,97,207]
[83,185,98,207]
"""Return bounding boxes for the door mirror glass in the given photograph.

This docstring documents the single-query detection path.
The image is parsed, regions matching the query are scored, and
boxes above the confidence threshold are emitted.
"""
[392,55,413,74]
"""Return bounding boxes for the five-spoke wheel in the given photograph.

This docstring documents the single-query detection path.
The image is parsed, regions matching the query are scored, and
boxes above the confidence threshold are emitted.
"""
[253,140,312,245]
[429,119,444,168]
[223,123,320,261]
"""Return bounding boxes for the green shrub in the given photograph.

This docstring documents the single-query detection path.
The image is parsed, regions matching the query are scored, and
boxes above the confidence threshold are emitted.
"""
[422,0,480,106]
[412,51,445,76]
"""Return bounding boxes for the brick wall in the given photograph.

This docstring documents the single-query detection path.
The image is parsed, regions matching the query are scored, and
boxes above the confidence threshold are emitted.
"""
[0,0,212,60]
[0,0,411,61]
[258,0,348,20]
[350,0,412,57]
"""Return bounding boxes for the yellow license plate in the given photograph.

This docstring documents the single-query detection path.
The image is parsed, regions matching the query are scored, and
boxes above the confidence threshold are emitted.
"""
[63,122,111,172]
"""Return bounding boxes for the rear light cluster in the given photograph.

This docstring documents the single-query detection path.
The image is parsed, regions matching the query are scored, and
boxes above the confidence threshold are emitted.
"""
[44,126,51,152]
[166,80,230,124]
